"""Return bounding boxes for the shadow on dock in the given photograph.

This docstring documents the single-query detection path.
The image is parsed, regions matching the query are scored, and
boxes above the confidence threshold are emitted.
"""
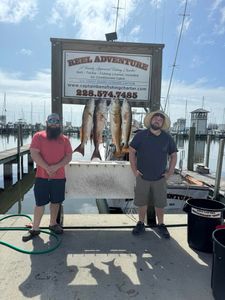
[7,226,213,300]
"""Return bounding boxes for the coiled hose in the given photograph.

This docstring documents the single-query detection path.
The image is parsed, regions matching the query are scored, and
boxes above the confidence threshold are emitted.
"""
[0,214,62,254]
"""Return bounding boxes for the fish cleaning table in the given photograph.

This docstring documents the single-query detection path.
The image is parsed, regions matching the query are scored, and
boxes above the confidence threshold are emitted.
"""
[65,161,135,199]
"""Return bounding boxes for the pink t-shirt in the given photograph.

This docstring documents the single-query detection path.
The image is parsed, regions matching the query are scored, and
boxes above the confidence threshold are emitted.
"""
[30,130,72,179]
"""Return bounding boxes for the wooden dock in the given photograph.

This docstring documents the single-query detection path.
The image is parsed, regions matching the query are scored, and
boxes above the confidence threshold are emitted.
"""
[0,145,30,164]
[0,145,33,188]
[181,170,225,197]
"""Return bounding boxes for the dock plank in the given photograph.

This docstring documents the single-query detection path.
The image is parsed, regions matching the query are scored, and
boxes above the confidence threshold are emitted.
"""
[0,145,30,164]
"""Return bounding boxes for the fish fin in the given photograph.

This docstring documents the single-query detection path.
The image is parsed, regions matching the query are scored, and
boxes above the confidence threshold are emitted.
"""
[91,148,102,160]
[73,144,85,156]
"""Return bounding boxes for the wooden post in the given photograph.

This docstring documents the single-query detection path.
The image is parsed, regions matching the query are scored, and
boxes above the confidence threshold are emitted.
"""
[187,127,195,171]
[3,163,13,188]
[51,39,63,120]
[17,124,21,181]
[205,134,211,167]
[213,139,225,199]
[28,153,34,172]
[20,124,24,177]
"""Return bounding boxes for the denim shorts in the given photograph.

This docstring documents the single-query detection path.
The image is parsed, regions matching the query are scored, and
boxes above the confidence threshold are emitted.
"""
[34,178,66,206]
[134,176,167,208]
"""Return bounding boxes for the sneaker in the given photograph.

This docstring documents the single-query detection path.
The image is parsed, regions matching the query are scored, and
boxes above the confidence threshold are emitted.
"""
[49,224,63,234]
[157,223,170,239]
[132,221,145,235]
[22,229,40,242]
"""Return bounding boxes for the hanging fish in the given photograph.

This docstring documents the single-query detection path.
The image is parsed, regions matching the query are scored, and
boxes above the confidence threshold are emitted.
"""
[110,98,121,155]
[74,98,95,156]
[121,98,132,152]
[91,99,108,160]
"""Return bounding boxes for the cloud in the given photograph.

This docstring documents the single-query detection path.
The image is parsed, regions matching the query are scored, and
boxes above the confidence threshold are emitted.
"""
[48,0,138,40]
[19,48,32,56]
[176,17,192,35]
[190,56,204,69]
[0,68,50,94]
[0,69,51,122]
[213,6,225,35]
[210,0,223,13]
[150,0,162,9]
[161,78,225,124]
[130,25,141,37]
[0,68,85,124]
[0,0,38,23]
[194,33,215,46]
[208,1,225,35]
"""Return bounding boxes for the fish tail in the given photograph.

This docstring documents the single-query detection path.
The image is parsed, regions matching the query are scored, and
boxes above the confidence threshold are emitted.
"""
[91,148,102,160]
[73,143,85,156]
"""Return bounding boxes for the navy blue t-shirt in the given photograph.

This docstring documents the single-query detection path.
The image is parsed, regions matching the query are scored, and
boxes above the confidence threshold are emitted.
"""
[130,129,178,181]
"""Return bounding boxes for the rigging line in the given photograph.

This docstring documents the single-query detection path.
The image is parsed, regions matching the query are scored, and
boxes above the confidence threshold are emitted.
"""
[163,0,189,112]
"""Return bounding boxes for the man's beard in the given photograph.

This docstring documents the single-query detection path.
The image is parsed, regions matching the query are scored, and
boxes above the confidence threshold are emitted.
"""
[46,127,61,140]
[150,123,162,130]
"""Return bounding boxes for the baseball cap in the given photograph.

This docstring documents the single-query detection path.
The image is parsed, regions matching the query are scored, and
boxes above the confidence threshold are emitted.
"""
[46,113,60,125]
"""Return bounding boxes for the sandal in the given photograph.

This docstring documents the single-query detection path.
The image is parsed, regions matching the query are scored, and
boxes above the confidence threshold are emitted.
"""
[22,229,40,242]
[49,224,63,234]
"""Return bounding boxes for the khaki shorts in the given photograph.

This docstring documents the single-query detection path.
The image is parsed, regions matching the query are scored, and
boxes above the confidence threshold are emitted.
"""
[134,176,167,208]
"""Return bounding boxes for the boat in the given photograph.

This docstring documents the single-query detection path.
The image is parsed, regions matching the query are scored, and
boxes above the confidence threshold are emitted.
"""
[105,171,210,214]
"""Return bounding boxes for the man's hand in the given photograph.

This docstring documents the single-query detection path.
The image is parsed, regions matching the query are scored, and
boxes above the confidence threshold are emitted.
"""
[162,171,173,180]
[135,170,143,177]
[46,165,59,177]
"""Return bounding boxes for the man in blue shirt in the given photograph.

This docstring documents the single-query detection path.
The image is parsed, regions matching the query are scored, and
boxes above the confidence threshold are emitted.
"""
[129,110,177,238]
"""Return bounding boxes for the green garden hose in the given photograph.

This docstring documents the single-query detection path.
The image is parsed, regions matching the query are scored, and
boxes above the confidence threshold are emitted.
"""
[0,214,62,254]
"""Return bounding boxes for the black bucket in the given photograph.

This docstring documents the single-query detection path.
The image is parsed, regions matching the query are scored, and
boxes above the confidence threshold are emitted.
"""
[211,228,225,300]
[183,199,225,253]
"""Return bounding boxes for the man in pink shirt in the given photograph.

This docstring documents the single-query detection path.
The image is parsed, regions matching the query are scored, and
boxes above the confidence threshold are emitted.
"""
[22,113,72,242]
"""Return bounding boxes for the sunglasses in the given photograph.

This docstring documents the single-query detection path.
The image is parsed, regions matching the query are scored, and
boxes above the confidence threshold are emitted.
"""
[47,119,60,125]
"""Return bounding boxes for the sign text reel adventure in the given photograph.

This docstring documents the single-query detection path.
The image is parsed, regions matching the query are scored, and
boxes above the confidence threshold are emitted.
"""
[67,55,149,71]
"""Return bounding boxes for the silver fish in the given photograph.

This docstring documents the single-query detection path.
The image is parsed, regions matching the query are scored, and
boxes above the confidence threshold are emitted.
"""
[121,98,132,152]
[74,98,95,156]
[91,99,108,160]
[110,98,121,155]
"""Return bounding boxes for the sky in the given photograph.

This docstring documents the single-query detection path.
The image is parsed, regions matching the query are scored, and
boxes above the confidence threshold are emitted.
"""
[0,0,225,126]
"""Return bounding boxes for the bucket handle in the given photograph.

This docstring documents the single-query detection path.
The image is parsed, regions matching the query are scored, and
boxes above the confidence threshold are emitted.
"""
[183,202,190,213]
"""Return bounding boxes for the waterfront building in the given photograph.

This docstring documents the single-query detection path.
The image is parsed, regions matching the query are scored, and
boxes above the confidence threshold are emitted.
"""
[190,108,209,135]
[174,118,186,133]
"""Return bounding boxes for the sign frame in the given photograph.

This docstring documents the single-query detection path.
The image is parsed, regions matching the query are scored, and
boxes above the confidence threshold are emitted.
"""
[51,38,164,118]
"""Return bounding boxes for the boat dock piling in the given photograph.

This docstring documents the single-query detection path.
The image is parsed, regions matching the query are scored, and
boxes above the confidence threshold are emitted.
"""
[213,139,225,198]
[187,126,195,171]
[205,134,211,168]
